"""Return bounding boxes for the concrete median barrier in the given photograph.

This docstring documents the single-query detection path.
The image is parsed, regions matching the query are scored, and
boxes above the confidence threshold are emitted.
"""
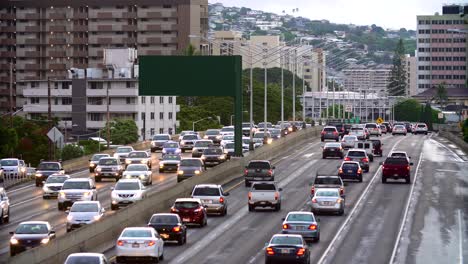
[9,127,321,264]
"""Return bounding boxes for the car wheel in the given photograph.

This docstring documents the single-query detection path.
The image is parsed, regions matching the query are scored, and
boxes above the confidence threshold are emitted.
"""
[322,155,326,159]
[339,209,344,216]
[245,180,250,187]
[406,177,411,184]
[111,204,118,210]
[321,138,324,142]
[95,176,101,182]
[359,175,363,182]
[392,133,395,136]
[382,177,387,184]
[58,203,64,211]
[178,235,185,245]
[365,168,369,173]
[89,169,93,173]
[425,132,428,135]
[248,204,254,212]
[275,203,281,211]
[43,195,48,200]
[159,169,164,173]
[4,212,9,223]
[314,232,320,242]
[336,138,339,142]
[159,252,164,261]
[404,134,407,136]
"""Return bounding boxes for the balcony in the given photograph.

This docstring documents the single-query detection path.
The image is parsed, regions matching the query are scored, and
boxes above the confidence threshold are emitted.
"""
[145,37,162,44]
[23,104,72,113]
[25,26,41,32]
[24,13,40,20]
[121,25,137,31]
[0,13,15,19]
[72,25,88,31]
[23,38,41,45]
[49,51,67,57]
[0,52,15,57]
[49,13,66,20]
[1,26,16,33]
[73,13,88,19]
[23,88,72,97]
[49,64,67,70]
[49,38,67,45]
[24,64,41,70]
[97,38,112,44]
[97,12,113,19]
[72,38,88,44]
[97,25,113,31]
[25,51,42,57]
[122,12,137,19]
[49,25,67,32]
[0,39,15,45]
[86,121,106,129]
[72,51,88,57]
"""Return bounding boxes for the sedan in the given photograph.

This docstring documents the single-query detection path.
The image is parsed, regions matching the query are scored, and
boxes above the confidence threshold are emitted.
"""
[42,174,70,199]
[264,234,310,264]
[116,227,164,264]
[66,201,105,232]
[341,135,358,149]
[161,141,182,155]
[122,164,152,186]
[10,221,56,256]
[65,253,109,264]
[311,188,345,215]
[281,211,320,242]
[392,125,407,136]
[322,143,344,159]
[147,213,187,245]
[338,161,363,182]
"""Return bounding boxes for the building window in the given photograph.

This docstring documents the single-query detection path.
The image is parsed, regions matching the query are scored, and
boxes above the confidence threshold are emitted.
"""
[141,97,146,104]
[62,82,71,89]
[150,128,155,135]
[89,113,103,121]
[54,98,59,105]
[126,97,136,104]
[126,81,134,88]
[168,112,173,120]
[150,96,155,104]
[90,82,103,89]
[169,97,173,104]
[159,128,164,134]
[31,82,39,88]
[88,97,103,105]
[141,112,145,121]
[62,98,72,105]
[163,4,172,8]
[159,112,164,119]
[160,97,164,104]
[31,98,40,104]
[150,112,155,120]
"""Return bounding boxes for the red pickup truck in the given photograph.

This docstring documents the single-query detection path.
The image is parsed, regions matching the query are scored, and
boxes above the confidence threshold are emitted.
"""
[381,157,414,184]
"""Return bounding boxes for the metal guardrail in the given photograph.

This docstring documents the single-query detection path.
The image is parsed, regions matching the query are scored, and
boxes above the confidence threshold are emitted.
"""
[1,167,36,189]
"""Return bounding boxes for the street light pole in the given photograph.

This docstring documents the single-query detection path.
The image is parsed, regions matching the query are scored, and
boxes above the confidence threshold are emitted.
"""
[281,49,284,124]
[302,61,306,122]
[264,48,268,133]
[249,44,254,150]
[292,49,297,121]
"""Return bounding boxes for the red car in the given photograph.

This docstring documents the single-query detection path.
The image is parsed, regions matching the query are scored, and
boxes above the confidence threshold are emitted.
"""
[381,157,413,184]
[170,198,207,227]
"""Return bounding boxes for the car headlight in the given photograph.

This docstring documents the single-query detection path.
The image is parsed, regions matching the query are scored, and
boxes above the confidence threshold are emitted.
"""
[21,167,26,173]
[194,170,201,175]
[113,154,119,158]
[162,149,167,153]
[93,215,102,221]
[139,174,146,179]
[111,192,119,198]
[41,238,50,244]
[89,163,96,167]
[140,159,148,164]
[35,173,43,177]
[216,135,222,139]
[220,155,226,160]
[267,138,273,144]
[203,135,208,139]
[201,155,206,160]
[175,149,181,153]
[112,167,117,171]
[177,170,184,175]
[67,215,73,221]
[224,149,228,154]
[83,192,91,197]
[10,238,19,245]
[126,160,131,164]
[42,186,49,192]
[159,164,164,168]
[151,141,155,146]
[59,191,66,198]
[96,167,102,172]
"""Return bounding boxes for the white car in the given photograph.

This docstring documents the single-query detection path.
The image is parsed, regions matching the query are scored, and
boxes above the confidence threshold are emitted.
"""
[122,164,152,186]
[114,146,135,164]
[111,179,146,210]
[413,123,428,135]
[220,134,235,148]
[66,201,105,232]
[220,126,235,136]
[65,253,109,264]
[150,134,171,152]
[365,123,381,136]
[42,174,70,199]
[341,135,358,149]
[0,158,27,179]
[116,227,164,264]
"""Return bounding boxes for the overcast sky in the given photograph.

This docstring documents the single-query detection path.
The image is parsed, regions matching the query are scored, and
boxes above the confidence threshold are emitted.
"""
[211,0,466,30]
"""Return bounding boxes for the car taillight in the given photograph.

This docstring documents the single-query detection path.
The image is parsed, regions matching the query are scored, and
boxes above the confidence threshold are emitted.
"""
[362,158,369,162]
[297,248,306,256]
[333,131,338,135]
[274,192,279,200]
[338,168,343,174]
[219,197,225,204]
[311,198,317,203]
[407,165,410,170]
[310,187,315,196]
[117,240,124,246]
[283,224,290,229]
[266,247,275,255]
[268,169,273,176]
[321,131,326,135]
[358,169,362,174]
[172,226,181,232]
[248,192,252,200]
[244,169,249,175]
[382,165,386,169]
[345,157,351,161]
[340,187,344,196]
[170,207,179,213]
[309,224,317,230]
[147,240,156,247]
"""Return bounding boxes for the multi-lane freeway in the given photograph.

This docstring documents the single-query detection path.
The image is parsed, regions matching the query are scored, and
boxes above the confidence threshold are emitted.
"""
[2,132,467,264]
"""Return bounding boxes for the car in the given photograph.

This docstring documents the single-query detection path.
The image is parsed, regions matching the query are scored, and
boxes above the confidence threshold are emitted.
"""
[191,139,214,158]
[353,140,375,162]
[321,126,340,142]
[392,125,407,136]
[413,123,428,135]
[201,147,227,167]
[0,168,3,183]
[111,179,146,210]
[122,164,152,186]
[380,125,388,134]
[177,158,205,182]
[244,160,275,187]
[179,134,200,152]
[349,127,367,140]
[113,146,135,164]
[404,122,413,133]
[147,213,187,245]
[116,227,164,264]
[322,142,344,159]
[223,142,235,159]
[0,187,10,224]
[161,141,182,156]
[220,134,235,148]
[281,211,320,242]
[334,123,346,137]
[341,135,358,149]
[269,128,282,140]
[242,122,255,136]
[158,154,181,173]
[279,122,293,135]
[338,161,363,182]
[58,178,97,211]
[125,151,152,169]
[264,234,310,264]
[253,131,273,145]
[179,130,197,137]
[42,174,70,199]
[388,151,411,161]
[242,136,259,150]
[310,175,345,197]
[311,188,345,215]
[248,182,282,211]
[66,201,105,232]
[365,123,382,137]
[382,122,392,132]
[204,129,222,144]
[170,198,207,227]
[344,149,370,172]
[94,157,123,182]
[343,124,352,135]
[64,253,109,264]
[381,156,414,184]
[9,221,55,256]
[88,154,110,173]
[0,158,27,179]
[35,161,64,187]
[191,184,229,216]
[150,134,172,152]
[220,126,235,136]
[258,122,273,130]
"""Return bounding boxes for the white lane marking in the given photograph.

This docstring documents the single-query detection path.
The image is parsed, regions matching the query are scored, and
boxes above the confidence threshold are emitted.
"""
[436,169,460,173]
[303,153,314,158]
[10,196,41,208]
[169,160,318,264]
[430,139,465,163]
[388,149,424,264]
[317,135,407,264]
[458,209,464,264]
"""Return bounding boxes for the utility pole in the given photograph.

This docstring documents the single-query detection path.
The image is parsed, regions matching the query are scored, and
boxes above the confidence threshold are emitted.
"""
[292,49,296,121]
[280,49,284,124]
[302,61,305,122]
[249,44,254,150]
[9,62,13,128]
[264,49,267,134]
[332,79,335,119]
[106,81,111,149]
[48,77,52,160]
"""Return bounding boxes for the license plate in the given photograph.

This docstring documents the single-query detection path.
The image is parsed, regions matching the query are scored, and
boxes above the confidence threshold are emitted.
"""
[260,201,266,204]
[132,243,139,248]
[203,200,212,204]
[183,218,190,222]
[394,174,399,177]
[281,249,290,254]
[160,234,169,239]
[296,226,305,230]
[323,201,331,205]
[330,148,335,151]
[347,170,353,173]
[254,177,262,180]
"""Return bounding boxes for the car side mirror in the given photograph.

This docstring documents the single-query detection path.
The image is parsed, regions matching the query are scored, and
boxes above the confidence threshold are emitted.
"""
[264,242,269,247]
[410,162,414,166]
[317,218,321,222]
[272,166,276,169]
[336,166,340,169]
[224,192,230,196]
[65,210,70,214]
[93,186,96,189]
[278,188,283,192]
[9,231,14,235]
[101,208,106,214]
[281,217,285,221]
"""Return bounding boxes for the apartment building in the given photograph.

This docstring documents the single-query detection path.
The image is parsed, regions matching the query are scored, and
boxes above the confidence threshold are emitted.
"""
[0,0,209,112]
[405,54,418,96]
[210,30,243,57]
[416,4,467,93]
[343,64,393,95]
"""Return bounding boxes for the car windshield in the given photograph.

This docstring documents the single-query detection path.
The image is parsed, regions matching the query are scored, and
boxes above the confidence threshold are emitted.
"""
[70,203,98,212]
[254,133,270,138]
[62,181,90,190]
[225,143,235,149]
[242,123,251,128]
[153,135,170,141]
[163,143,179,148]
[122,229,152,238]
[223,136,234,140]
[316,190,340,197]
[203,148,222,155]
[128,152,147,158]
[348,151,366,157]
[193,187,220,196]
[247,161,270,169]
[366,124,377,128]
[390,152,407,158]
[126,165,147,171]
[115,182,140,190]
[195,141,212,147]
[150,215,179,224]
[270,236,302,245]
[325,143,341,148]
[258,123,272,128]
[315,177,341,185]
[205,130,220,135]
[46,176,68,184]
[15,224,48,234]
[163,155,181,161]
[343,136,357,141]
[183,135,198,140]
[394,125,405,129]
[98,159,118,165]
[91,154,108,161]
[221,127,234,132]
[180,159,201,167]
[270,129,281,135]
[174,201,200,209]
[117,148,133,153]
[242,139,250,144]
[38,163,60,170]
[66,256,101,264]
[385,158,409,165]
[286,214,314,222]
[1,160,18,166]
[417,124,426,127]
[342,163,359,170]
[252,183,276,191]
[324,127,336,132]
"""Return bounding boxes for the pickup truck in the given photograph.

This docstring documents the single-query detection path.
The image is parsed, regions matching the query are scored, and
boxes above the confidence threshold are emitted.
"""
[248,182,282,212]
[310,175,345,197]
[381,157,413,184]
[244,160,275,187]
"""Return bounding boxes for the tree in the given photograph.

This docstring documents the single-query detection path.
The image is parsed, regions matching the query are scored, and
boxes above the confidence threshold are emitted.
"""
[435,82,448,108]
[394,99,422,122]
[183,43,200,56]
[422,103,433,130]
[60,144,84,161]
[387,39,407,96]
[463,118,468,143]
[107,119,139,145]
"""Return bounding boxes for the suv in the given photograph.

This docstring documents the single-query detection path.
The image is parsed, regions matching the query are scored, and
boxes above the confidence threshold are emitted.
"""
[150,134,171,152]
[58,178,97,211]
[321,126,339,142]
[170,198,207,227]
[111,179,146,210]
[413,123,428,135]
[177,158,205,182]
[345,149,370,172]
[66,201,105,232]
[180,134,200,152]
[381,157,414,184]
[0,188,10,224]
[42,174,70,199]
[94,157,123,182]
[204,129,222,144]
[201,147,227,167]
[338,161,363,182]
[365,123,381,137]
[0,158,27,179]
[244,160,275,187]
[88,154,110,173]
[191,184,229,216]
[192,140,214,157]
[35,161,64,187]
[113,146,134,164]
[310,175,345,197]
[125,151,152,169]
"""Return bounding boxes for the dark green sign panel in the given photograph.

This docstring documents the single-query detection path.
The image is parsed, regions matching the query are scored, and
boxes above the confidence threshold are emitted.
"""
[139,55,243,156]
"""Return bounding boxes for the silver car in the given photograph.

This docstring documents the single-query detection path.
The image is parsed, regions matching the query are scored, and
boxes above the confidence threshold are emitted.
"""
[341,135,358,149]
[191,184,230,216]
[65,253,109,264]
[116,227,164,264]
[0,188,10,224]
[311,188,345,215]
[66,201,104,232]
[192,140,214,158]
[111,179,146,210]
[125,151,152,169]
[113,146,135,164]
[122,164,152,186]
[281,211,320,242]
[42,174,70,199]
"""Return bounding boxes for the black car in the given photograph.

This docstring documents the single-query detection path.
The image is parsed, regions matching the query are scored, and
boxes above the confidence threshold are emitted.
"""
[10,221,56,256]
[244,160,275,187]
[201,147,227,167]
[265,234,310,264]
[321,126,340,142]
[343,124,352,135]
[147,213,187,245]
[35,161,64,187]
[322,143,344,159]
[338,161,363,182]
